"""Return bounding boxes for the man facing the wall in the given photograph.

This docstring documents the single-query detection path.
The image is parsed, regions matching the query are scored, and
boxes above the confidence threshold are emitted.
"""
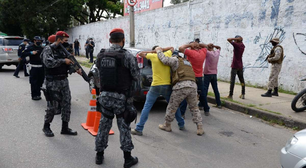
[227,35,245,100]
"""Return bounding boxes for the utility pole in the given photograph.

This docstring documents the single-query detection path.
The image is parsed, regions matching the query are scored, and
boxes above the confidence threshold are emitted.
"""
[129,5,135,47]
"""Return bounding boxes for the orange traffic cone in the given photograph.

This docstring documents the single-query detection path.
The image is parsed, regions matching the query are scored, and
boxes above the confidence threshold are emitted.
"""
[81,89,97,130]
[88,112,115,136]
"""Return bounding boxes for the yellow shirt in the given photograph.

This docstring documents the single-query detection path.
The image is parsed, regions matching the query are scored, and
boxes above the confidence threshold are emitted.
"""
[146,50,172,86]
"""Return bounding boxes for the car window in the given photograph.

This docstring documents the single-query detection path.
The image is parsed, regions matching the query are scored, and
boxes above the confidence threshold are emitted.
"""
[0,38,3,46]
[3,38,23,46]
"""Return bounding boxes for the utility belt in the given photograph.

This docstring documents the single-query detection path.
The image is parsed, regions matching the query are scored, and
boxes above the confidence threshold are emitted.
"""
[31,64,43,68]
[100,89,129,96]
[26,64,43,74]
[46,74,67,81]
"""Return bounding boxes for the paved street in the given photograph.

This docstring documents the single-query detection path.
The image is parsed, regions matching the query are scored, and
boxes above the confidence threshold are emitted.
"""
[0,65,296,168]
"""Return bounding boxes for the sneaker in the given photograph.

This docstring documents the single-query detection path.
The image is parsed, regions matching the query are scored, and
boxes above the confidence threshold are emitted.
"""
[239,94,245,99]
[226,95,233,99]
[204,111,210,116]
[14,75,20,78]
[179,126,185,130]
[214,105,222,109]
[199,106,204,110]
[131,129,143,136]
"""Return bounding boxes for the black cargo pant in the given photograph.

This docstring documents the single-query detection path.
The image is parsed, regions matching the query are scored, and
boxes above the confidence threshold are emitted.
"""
[229,68,245,96]
[95,92,134,152]
[29,66,44,98]
[45,78,71,123]
[14,58,29,76]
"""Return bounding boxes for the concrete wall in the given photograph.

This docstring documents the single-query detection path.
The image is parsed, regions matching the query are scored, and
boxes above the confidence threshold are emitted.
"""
[67,0,306,92]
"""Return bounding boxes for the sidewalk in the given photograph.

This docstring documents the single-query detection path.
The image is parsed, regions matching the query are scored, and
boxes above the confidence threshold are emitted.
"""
[207,81,306,129]
[75,55,306,129]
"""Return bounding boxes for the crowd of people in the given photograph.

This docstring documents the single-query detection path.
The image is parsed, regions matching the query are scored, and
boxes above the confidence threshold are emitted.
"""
[10,27,284,167]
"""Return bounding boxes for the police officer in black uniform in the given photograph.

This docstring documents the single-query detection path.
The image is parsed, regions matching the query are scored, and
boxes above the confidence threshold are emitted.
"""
[22,36,45,100]
[88,38,95,63]
[14,39,30,78]
[95,28,140,168]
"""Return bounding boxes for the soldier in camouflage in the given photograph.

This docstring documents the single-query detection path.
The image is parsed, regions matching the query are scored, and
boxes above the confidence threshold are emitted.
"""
[95,28,140,168]
[41,31,82,137]
[261,38,284,97]
[155,46,205,136]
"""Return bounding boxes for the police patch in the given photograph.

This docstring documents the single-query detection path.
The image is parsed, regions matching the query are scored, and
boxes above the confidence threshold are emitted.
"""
[101,57,116,68]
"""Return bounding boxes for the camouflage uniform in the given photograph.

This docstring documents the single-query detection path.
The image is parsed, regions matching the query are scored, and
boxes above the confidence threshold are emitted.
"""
[95,44,140,152]
[157,51,203,126]
[267,46,283,90]
[41,45,71,123]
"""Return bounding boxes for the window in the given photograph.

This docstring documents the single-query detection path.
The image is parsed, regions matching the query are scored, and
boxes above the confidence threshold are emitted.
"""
[3,38,23,46]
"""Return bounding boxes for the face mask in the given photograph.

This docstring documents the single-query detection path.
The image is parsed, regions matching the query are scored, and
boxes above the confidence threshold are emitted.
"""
[36,42,41,46]
[62,42,69,47]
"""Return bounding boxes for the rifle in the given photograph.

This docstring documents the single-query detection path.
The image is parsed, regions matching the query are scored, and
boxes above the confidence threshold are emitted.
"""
[58,43,90,83]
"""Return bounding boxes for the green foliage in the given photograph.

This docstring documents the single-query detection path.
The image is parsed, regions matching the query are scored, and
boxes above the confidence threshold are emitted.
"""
[0,0,123,38]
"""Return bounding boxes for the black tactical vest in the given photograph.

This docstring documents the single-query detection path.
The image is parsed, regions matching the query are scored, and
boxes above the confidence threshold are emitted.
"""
[98,49,132,93]
[45,44,69,76]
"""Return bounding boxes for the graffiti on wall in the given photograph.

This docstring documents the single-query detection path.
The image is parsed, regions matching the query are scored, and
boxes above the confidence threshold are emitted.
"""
[245,27,285,69]
[253,33,261,44]
[293,33,306,55]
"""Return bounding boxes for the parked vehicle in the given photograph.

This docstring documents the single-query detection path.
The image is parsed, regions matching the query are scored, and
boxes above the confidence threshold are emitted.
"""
[280,129,306,168]
[88,47,152,101]
[291,76,306,112]
[0,36,24,69]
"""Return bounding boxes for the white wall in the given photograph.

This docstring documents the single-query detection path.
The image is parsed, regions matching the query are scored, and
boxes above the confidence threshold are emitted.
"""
[68,0,306,92]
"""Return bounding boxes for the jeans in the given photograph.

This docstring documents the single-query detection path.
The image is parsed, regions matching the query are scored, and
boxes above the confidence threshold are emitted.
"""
[196,77,210,112]
[14,58,29,76]
[180,99,187,116]
[85,48,89,58]
[89,49,94,63]
[135,85,185,132]
[199,74,221,110]
[74,48,80,56]
[229,68,245,96]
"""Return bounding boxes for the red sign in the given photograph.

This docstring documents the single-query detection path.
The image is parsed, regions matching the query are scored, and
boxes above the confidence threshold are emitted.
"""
[124,0,163,16]
[127,0,137,6]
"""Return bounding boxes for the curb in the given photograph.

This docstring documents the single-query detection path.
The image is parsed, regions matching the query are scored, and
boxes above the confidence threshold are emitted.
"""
[207,96,306,130]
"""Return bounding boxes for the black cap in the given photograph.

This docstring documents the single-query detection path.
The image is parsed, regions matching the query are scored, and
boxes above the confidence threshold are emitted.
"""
[235,35,242,38]
[23,39,30,42]
[33,36,42,40]
[194,38,200,43]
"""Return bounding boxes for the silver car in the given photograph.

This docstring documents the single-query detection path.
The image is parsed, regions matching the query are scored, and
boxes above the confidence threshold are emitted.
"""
[0,36,24,69]
[280,129,306,168]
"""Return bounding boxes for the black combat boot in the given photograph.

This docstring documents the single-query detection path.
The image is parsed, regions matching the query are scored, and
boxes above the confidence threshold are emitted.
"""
[272,87,279,96]
[123,151,138,168]
[95,151,104,165]
[61,121,77,135]
[261,89,272,97]
[42,123,54,137]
